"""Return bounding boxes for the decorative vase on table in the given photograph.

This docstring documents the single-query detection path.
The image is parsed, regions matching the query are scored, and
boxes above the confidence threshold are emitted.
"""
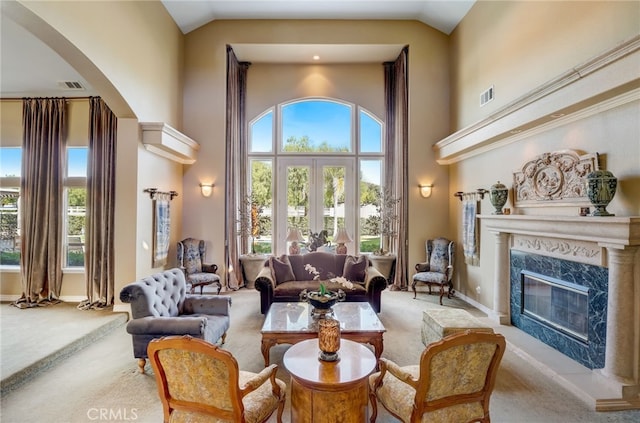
[318,317,341,362]
[299,288,346,318]
[586,170,617,216]
[489,181,509,215]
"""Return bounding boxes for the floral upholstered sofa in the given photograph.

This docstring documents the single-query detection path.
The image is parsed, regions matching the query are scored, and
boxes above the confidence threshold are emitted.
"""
[254,251,388,314]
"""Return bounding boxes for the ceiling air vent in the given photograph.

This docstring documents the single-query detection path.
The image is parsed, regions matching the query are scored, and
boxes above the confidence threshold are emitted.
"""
[58,81,85,90]
[480,85,494,106]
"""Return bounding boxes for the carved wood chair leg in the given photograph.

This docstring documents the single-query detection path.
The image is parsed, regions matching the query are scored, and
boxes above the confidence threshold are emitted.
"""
[412,282,417,298]
[439,285,445,305]
[137,358,146,373]
[221,332,227,344]
[369,391,378,423]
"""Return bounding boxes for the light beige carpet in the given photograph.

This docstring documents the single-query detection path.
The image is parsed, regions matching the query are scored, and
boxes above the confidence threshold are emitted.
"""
[1,288,639,422]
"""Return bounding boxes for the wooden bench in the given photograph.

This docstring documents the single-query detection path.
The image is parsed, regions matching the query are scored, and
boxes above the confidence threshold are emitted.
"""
[421,308,494,346]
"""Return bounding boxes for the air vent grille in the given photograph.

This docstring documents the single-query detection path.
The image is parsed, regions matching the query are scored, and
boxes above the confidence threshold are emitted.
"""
[480,85,494,106]
[58,81,85,90]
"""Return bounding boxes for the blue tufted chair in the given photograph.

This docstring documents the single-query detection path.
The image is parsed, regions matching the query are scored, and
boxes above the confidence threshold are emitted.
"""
[119,268,232,373]
[412,238,455,305]
[177,237,222,294]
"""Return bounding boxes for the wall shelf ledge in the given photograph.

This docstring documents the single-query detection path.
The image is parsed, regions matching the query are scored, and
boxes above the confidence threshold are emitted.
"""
[140,122,200,164]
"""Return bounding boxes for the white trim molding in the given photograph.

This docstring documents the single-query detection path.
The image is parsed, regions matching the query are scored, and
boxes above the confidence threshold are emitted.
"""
[140,122,200,164]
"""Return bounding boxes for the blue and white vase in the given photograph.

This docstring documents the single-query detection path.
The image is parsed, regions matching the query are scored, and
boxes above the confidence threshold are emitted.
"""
[586,170,617,216]
[490,181,509,215]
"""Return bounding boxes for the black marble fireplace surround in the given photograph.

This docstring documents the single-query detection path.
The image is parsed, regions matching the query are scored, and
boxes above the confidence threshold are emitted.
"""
[510,249,608,369]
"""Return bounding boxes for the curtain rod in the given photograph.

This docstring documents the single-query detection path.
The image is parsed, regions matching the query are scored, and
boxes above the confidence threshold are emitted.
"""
[454,189,488,201]
[144,188,179,200]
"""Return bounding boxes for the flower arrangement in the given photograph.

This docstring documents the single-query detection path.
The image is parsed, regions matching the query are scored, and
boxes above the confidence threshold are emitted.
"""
[304,264,355,295]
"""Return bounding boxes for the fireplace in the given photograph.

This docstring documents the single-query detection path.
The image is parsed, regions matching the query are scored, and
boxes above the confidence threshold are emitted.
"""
[521,270,589,342]
[510,250,607,369]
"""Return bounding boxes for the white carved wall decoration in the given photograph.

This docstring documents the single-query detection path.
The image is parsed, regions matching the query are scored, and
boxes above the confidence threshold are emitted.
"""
[513,150,599,207]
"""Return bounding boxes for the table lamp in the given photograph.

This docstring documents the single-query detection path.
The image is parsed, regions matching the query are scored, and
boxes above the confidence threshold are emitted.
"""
[334,228,353,255]
[286,227,304,255]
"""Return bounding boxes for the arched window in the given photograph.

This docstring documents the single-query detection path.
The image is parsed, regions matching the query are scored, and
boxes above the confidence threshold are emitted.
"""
[247,98,385,255]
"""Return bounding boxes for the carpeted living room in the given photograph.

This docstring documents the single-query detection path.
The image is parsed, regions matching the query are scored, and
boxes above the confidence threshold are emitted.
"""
[1,1,640,422]
[2,285,640,423]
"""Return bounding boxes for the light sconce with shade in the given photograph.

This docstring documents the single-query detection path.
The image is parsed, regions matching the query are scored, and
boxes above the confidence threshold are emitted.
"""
[419,184,434,198]
[199,183,214,197]
[286,227,305,255]
[334,228,353,255]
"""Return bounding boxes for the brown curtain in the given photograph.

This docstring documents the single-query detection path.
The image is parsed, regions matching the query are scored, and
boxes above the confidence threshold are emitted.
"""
[225,46,250,290]
[79,97,117,309]
[16,98,66,307]
[384,46,409,290]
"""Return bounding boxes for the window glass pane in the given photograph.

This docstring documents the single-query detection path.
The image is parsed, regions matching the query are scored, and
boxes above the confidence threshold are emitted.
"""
[66,188,86,267]
[0,189,20,265]
[360,110,382,153]
[323,166,346,241]
[359,160,382,253]
[0,148,21,177]
[250,111,273,153]
[282,100,352,152]
[250,159,273,254]
[67,147,88,177]
[287,165,310,238]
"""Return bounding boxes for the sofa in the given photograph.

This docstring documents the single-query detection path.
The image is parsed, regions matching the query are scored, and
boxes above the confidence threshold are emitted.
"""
[255,251,388,314]
[119,268,232,373]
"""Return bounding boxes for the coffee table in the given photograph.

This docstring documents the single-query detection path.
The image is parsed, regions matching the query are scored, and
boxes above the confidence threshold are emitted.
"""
[260,301,385,366]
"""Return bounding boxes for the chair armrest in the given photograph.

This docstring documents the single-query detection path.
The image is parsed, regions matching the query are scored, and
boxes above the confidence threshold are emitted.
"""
[364,266,387,292]
[183,295,232,315]
[240,364,280,397]
[415,262,430,272]
[126,316,207,336]
[255,266,276,291]
[445,264,454,281]
[379,358,419,389]
[202,263,218,273]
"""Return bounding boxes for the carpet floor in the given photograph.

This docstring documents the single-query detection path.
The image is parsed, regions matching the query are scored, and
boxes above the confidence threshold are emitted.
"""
[1,287,639,422]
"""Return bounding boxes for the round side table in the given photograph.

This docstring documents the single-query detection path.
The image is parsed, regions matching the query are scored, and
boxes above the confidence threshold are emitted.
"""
[283,338,376,422]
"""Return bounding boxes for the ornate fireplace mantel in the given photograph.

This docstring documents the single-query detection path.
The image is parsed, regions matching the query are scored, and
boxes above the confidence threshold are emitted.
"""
[478,214,640,409]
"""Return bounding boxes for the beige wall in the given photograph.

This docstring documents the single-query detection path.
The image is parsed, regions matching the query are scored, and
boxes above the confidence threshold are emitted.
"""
[448,1,640,310]
[181,20,452,282]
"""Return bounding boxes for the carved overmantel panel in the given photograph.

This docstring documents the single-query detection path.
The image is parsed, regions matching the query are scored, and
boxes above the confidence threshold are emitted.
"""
[513,150,598,207]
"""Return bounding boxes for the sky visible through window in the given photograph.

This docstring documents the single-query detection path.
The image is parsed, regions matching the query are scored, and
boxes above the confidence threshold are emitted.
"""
[0,147,87,177]
[250,100,382,186]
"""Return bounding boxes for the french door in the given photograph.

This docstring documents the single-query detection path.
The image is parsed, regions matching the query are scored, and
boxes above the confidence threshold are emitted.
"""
[276,157,355,254]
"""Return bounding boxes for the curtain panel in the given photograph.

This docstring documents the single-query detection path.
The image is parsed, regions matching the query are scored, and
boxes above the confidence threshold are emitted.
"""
[384,47,409,290]
[17,98,66,307]
[225,46,251,290]
[80,97,117,309]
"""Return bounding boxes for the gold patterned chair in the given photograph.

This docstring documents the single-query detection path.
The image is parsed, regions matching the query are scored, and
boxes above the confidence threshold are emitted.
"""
[369,331,506,423]
[412,237,455,305]
[148,335,286,423]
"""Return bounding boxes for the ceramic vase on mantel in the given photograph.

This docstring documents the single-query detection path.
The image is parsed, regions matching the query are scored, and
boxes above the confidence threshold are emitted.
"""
[489,181,509,215]
[586,170,617,216]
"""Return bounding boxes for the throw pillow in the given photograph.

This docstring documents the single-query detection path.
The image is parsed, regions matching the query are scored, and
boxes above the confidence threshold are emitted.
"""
[416,263,430,272]
[270,255,295,284]
[343,255,368,283]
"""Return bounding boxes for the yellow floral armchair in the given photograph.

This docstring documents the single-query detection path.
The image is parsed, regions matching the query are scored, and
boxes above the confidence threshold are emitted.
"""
[369,331,506,423]
[148,335,286,423]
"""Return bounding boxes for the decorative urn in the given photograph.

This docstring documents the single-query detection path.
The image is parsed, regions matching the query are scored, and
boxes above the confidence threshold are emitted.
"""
[489,181,509,215]
[586,170,617,216]
[300,288,346,318]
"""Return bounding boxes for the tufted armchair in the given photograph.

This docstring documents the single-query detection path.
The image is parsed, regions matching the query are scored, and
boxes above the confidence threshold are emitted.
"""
[119,268,232,373]
[369,331,506,423]
[148,335,286,423]
[412,237,455,305]
[177,237,221,294]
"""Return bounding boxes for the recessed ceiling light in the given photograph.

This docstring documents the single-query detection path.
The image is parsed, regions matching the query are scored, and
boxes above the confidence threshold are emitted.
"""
[313,55,320,61]
[550,113,565,118]
[510,129,522,134]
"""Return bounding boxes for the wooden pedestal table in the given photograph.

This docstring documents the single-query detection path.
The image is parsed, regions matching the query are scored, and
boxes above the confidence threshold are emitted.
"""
[283,338,376,422]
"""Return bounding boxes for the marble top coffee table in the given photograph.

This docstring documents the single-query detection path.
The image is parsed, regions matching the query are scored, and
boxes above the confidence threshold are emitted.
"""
[260,301,385,366]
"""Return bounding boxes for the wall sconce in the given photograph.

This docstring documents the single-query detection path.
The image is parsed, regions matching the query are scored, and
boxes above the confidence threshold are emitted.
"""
[419,184,433,198]
[199,183,214,197]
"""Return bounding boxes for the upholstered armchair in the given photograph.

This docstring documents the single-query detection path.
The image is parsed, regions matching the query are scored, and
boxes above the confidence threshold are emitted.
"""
[369,331,506,423]
[412,237,455,305]
[148,335,286,423]
[119,268,232,373]
[177,237,221,294]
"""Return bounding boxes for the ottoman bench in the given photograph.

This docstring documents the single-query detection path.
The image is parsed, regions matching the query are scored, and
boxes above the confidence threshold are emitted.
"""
[421,308,494,346]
